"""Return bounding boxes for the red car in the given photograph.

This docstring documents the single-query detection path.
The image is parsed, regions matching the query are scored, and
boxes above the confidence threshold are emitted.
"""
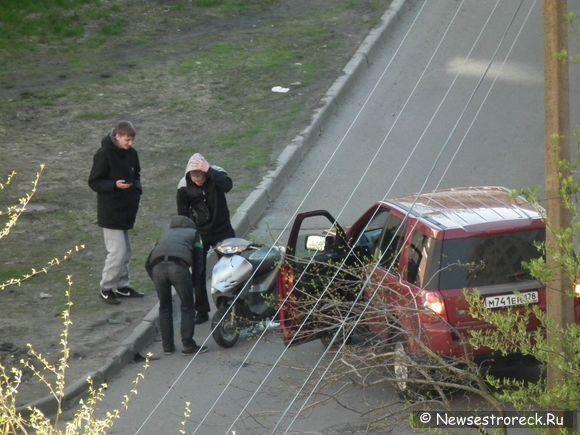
[278,186,578,396]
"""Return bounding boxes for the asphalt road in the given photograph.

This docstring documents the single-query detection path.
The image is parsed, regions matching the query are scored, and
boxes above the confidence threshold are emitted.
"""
[87,1,579,434]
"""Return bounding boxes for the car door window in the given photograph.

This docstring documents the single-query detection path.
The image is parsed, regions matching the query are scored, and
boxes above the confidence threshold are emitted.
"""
[377,214,406,272]
[353,210,390,259]
[406,231,434,287]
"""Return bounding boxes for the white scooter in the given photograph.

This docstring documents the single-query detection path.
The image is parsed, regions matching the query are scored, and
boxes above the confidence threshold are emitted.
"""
[210,237,285,348]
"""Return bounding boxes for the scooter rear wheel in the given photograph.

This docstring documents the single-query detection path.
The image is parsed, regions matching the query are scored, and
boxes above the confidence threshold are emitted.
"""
[211,305,240,348]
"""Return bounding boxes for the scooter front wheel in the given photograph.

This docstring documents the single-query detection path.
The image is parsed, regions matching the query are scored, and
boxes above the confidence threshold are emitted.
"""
[211,305,240,348]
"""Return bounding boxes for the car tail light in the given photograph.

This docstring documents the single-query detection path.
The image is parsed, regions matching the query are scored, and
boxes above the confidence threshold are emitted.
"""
[420,290,448,323]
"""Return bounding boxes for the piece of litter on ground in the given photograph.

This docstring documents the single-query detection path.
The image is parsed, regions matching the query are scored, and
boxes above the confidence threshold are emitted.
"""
[271,86,290,93]
[39,292,52,299]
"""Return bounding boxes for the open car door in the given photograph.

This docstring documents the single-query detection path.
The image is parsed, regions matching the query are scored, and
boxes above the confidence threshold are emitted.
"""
[278,210,350,346]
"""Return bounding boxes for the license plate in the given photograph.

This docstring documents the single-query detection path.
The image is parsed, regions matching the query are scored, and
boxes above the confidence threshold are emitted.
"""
[485,291,539,309]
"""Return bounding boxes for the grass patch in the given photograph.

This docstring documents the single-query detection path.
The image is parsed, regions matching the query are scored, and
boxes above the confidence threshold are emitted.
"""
[0,0,109,51]
[0,268,28,282]
[77,111,112,121]
[192,0,278,14]
[99,17,127,37]
[216,128,270,169]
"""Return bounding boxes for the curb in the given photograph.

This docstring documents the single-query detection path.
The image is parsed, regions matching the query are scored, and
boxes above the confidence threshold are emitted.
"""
[18,0,407,418]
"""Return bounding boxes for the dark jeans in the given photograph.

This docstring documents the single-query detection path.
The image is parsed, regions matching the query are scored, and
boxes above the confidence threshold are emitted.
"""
[196,230,235,314]
[152,262,195,351]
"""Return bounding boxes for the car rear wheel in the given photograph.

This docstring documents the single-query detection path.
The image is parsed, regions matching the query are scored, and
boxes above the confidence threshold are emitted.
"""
[392,340,454,402]
[392,340,428,401]
[393,341,411,396]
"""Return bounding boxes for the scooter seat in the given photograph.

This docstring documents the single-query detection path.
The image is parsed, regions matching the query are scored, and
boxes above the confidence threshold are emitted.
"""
[245,247,283,272]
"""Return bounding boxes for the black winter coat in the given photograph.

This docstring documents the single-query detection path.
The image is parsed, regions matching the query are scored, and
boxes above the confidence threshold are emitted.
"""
[88,133,142,230]
[176,167,234,245]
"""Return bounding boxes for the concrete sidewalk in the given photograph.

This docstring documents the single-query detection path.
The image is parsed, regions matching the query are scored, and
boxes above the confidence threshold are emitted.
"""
[19,0,407,418]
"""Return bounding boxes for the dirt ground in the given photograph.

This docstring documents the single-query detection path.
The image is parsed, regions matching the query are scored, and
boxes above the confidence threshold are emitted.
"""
[0,0,392,410]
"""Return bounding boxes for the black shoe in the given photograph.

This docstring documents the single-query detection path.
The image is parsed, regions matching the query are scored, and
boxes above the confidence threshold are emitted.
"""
[115,287,144,298]
[181,343,208,355]
[195,312,209,324]
[100,288,120,305]
[163,345,175,356]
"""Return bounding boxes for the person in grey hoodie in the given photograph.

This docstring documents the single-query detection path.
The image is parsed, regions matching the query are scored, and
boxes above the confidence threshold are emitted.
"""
[176,153,235,324]
[146,216,207,355]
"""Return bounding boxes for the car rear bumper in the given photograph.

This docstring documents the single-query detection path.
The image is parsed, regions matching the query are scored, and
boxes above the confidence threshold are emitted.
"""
[410,322,516,360]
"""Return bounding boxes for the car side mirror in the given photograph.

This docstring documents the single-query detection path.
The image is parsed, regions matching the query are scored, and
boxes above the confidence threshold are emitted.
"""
[305,235,327,251]
[306,233,338,251]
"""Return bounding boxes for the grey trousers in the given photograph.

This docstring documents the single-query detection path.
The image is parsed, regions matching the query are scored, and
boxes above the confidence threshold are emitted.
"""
[100,228,132,290]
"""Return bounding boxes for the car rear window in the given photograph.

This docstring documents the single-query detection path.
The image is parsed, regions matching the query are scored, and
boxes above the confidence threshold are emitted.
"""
[437,230,545,289]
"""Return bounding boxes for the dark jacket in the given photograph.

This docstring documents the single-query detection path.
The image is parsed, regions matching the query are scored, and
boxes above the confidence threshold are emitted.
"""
[88,131,142,230]
[176,160,234,245]
[145,216,204,288]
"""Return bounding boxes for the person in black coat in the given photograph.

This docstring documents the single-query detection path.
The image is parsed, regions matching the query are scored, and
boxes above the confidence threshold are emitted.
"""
[145,216,208,355]
[88,120,144,305]
[176,153,235,323]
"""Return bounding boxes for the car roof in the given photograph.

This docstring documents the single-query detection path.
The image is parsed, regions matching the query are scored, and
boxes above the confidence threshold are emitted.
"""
[382,186,544,231]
